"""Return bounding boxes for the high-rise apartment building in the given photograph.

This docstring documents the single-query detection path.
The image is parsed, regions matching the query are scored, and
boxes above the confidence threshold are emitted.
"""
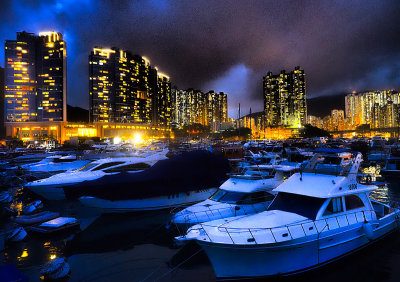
[0,67,4,137]
[36,32,67,121]
[345,90,399,129]
[155,73,172,126]
[4,31,66,122]
[206,91,228,126]
[172,88,228,128]
[89,47,170,125]
[263,66,306,128]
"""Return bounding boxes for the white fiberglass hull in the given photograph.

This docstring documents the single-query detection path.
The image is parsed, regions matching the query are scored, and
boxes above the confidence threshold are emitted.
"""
[27,184,69,201]
[79,188,217,213]
[173,201,272,230]
[197,213,399,278]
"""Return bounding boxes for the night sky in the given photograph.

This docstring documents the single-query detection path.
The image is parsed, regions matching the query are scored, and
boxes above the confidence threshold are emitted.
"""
[1,0,400,117]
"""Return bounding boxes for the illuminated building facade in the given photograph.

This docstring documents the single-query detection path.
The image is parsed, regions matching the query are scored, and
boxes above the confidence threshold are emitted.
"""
[155,73,172,126]
[172,88,228,129]
[36,32,67,122]
[89,47,170,125]
[206,91,228,127]
[345,90,400,129]
[263,66,307,128]
[5,32,39,122]
[4,31,66,123]
[0,67,4,137]
[307,115,323,129]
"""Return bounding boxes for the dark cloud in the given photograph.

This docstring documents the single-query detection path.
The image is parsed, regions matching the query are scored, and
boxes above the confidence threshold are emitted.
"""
[1,0,400,117]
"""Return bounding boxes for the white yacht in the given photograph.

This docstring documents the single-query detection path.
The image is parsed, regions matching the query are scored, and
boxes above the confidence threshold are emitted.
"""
[19,155,91,174]
[78,150,232,213]
[25,149,169,200]
[381,151,400,178]
[177,151,400,279]
[171,165,298,229]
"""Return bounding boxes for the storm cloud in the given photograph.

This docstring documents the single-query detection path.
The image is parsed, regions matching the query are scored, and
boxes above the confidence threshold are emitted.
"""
[1,0,400,117]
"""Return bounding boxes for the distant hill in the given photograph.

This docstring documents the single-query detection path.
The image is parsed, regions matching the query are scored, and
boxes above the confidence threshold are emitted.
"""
[307,93,346,118]
[67,105,89,123]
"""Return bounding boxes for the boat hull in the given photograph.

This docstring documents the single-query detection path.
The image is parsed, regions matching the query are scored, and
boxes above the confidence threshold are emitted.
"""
[79,189,217,213]
[26,184,69,200]
[197,213,399,278]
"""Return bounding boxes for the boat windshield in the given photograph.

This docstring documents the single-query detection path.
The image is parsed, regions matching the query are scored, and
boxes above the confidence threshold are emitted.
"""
[267,192,325,220]
[322,156,341,165]
[76,163,98,172]
[209,189,274,204]
[209,190,247,204]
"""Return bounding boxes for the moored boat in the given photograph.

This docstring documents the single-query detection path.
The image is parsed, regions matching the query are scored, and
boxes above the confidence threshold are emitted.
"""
[171,164,298,230]
[12,211,60,226]
[177,151,400,279]
[77,150,231,213]
[25,149,169,200]
[27,217,80,235]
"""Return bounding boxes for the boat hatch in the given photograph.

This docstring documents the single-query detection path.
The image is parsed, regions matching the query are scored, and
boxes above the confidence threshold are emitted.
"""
[40,217,77,228]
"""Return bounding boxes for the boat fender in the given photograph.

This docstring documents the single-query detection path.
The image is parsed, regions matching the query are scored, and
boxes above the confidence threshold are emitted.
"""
[41,257,70,280]
[362,222,374,241]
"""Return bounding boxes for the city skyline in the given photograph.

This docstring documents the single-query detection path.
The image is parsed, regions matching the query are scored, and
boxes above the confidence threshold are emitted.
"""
[1,1,400,117]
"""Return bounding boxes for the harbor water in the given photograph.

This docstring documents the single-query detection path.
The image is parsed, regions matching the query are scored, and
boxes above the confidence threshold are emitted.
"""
[2,167,400,281]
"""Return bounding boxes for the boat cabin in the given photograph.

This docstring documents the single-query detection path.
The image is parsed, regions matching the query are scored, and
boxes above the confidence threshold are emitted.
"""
[76,159,152,173]
[270,152,387,222]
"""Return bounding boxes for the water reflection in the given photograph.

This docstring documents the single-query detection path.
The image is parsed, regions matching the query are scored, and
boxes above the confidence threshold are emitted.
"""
[2,163,400,281]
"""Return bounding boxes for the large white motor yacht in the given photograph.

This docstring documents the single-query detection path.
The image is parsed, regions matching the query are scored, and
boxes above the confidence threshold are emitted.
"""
[20,155,91,174]
[25,149,168,200]
[171,164,298,229]
[177,151,400,279]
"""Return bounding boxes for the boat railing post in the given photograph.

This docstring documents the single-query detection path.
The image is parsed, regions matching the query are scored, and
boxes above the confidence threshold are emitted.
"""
[248,228,257,244]
[317,223,329,265]
[200,223,212,242]
[286,226,293,240]
[217,208,223,219]
[335,215,340,228]
[300,223,307,236]
[225,227,235,244]
[270,227,277,243]
[204,210,210,221]
[193,212,200,224]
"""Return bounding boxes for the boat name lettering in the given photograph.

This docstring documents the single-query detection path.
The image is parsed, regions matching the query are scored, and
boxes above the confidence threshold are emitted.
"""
[348,184,357,190]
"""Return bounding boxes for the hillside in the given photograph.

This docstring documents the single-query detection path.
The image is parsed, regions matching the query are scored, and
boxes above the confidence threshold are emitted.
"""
[307,93,346,118]
[67,105,89,123]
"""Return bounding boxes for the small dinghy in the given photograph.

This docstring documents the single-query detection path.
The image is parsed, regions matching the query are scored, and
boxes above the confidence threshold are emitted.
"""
[7,226,27,242]
[0,191,12,204]
[22,200,43,215]
[12,211,60,226]
[28,217,80,235]
[41,257,70,280]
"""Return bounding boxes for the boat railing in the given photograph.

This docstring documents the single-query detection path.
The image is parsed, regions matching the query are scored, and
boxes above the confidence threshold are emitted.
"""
[191,209,377,245]
[172,200,272,233]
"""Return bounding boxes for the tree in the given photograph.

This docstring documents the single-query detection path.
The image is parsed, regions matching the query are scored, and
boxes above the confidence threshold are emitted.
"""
[220,127,252,139]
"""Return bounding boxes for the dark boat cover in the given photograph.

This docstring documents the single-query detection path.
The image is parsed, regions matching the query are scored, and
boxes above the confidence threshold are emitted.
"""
[64,150,231,200]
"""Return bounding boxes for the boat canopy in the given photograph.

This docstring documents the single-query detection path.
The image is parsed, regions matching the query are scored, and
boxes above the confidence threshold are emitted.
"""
[274,152,376,198]
[64,150,231,200]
